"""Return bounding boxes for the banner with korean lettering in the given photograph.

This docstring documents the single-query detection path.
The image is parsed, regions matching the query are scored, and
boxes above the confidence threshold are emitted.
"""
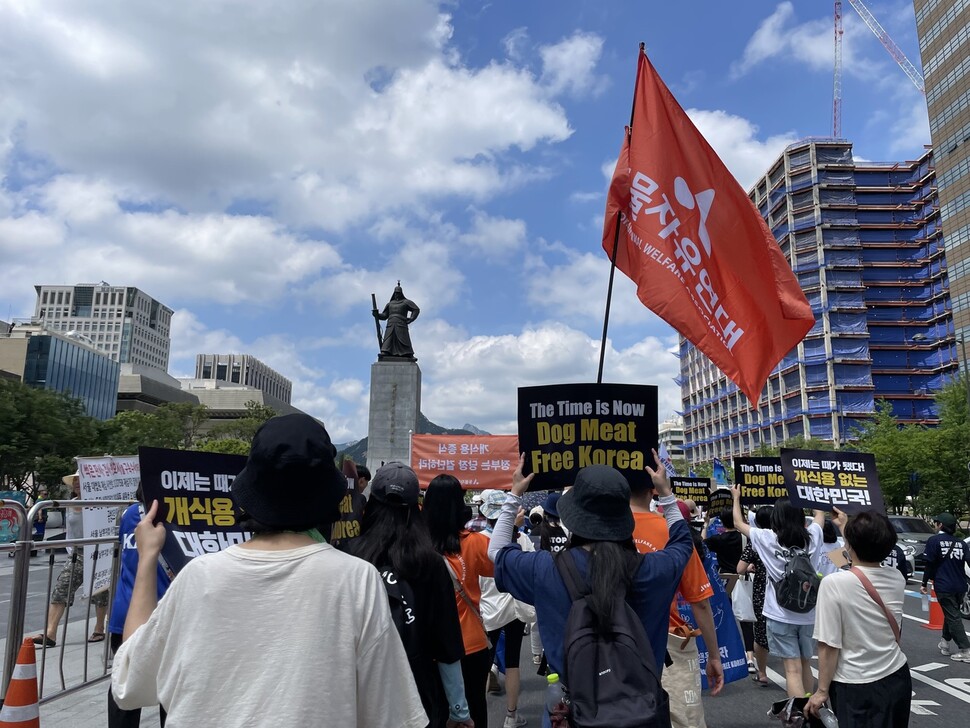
[517,383,658,491]
[77,456,140,596]
[602,50,814,405]
[671,477,711,508]
[410,435,519,490]
[733,457,787,507]
[0,491,27,543]
[139,447,249,573]
[780,449,884,515]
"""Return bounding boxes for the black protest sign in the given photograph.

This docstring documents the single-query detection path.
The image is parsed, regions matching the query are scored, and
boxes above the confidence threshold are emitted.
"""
[733,457,787,507]
[517,383,658,491]
[671,477,711,508]
[708,488,733,516]
[139,447,249,573]
[780,449,884,515]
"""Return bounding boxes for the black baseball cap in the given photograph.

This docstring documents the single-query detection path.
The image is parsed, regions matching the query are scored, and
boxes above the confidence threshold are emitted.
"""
[369,462,420,506]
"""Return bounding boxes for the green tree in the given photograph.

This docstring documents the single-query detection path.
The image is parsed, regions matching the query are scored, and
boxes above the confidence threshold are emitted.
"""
[912,382,970,519]
[853,400,919,513]
[0,378,100,500]
[206,401,276,443]
[196,438,251,456]
[99,403,211,454]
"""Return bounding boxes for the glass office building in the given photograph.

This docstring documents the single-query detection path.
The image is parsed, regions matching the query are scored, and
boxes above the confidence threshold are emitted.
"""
[22,334,120,420]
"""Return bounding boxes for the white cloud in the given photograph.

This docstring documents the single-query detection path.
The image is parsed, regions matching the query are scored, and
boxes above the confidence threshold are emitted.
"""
[418,322,681,434]
[685,109,798,190]
[0,175,343,307]
[0,2,575,232]
[731,2,881,80]
[503,27,530,61]
[458,210,527,259]
[540,31,606,97]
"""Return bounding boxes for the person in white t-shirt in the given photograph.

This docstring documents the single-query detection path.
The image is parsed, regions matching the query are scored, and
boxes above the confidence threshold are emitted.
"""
[732,488,824,698]
[112,414,427,728]
[806,509,910,727]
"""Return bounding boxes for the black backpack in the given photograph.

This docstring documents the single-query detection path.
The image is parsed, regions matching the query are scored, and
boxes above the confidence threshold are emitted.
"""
[773,548,821,614]
[380,567,420,661]
[555,550,670,728]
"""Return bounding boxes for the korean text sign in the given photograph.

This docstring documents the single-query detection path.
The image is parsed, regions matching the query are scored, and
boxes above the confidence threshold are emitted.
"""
[780,449,884,514]
[671,477,711,509]
[139,447,249,573]
[77,456,140,596]
[411,435,519,490]
[733,457,787,507]
[517,383,658,491]
[0,491,27,544]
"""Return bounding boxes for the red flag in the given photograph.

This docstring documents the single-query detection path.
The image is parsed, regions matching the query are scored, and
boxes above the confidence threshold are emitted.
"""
[603,51,814,405]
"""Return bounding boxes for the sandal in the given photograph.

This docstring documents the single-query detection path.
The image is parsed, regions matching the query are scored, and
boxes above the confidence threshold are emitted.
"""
[32,635,56,647]
[751,675,769,687]
[88,632,105,643]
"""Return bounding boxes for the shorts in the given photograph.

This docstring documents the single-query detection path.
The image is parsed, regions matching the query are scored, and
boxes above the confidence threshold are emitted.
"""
[765,617,814,660]
[51,558,109,608]
[488,619,526,670]
[663,632,706,728]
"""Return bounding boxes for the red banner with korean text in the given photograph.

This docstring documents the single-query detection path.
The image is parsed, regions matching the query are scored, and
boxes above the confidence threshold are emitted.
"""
[602,51,814,405]
[411,435,519,490]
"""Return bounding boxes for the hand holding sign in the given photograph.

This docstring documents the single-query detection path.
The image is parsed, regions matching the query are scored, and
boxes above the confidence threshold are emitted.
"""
[136,501,168,558]
[645,449,673,497]
[511,453,534,497]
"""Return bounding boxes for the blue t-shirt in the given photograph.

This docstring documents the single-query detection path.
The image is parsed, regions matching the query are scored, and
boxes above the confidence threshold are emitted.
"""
[923,533,970,595]
[108,504,173,635]
[495,519,692,683]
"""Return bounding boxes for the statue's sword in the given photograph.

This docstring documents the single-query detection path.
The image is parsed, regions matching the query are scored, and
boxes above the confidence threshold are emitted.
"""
[371,293,383,350]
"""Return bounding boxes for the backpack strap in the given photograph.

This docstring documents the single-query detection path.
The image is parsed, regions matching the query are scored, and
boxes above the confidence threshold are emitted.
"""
[443,556,492,649]
[555,549,589,602]
[849,567,900,645]
[555,548,644,602]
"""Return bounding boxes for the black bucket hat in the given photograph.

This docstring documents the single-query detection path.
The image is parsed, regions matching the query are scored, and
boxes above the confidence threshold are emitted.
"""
[556,465,634,541]
[231,414,347,529]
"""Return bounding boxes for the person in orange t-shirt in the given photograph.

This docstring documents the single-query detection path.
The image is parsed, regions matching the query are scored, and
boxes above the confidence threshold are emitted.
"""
[424,474,495,728]
[631,490,723,728]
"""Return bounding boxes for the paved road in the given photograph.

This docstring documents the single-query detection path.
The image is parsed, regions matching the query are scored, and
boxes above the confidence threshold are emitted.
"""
[0,551,99,640]
[488,577,970,727]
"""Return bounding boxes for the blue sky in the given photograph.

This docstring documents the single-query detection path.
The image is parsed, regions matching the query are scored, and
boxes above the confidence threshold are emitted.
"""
[0,1,930,442]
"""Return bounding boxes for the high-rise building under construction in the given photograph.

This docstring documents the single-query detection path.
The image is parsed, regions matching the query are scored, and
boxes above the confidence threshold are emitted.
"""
[679,140,957,464]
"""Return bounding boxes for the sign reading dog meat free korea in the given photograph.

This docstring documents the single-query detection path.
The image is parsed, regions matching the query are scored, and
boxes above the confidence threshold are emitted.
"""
[780,448,884,515]
[733,457,787,507]
[411,434,520,490]
[517,383,658,491]
[670,477,711,508]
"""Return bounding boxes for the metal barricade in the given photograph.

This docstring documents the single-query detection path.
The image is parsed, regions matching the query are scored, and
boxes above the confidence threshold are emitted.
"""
[1,499,134,705]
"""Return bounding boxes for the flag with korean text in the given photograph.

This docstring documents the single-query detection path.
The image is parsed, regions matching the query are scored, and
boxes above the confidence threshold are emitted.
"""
[602,51,814,404]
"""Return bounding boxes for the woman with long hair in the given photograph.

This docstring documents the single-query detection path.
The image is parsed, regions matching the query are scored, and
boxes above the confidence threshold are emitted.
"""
[424,473,496,728]
[736,505,773,687]
[488,453,692,727]
[354,463,472,728]
[733,490,824,698]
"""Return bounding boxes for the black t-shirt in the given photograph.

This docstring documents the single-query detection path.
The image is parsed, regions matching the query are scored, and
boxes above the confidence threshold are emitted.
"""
[408,558,466,728]
[540,519,569,553]
[706,530,744,574]
[328,490,367,552]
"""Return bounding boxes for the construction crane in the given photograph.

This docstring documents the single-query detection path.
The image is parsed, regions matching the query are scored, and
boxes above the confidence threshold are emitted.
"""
[833,0,925,136]
[833,0,844,137]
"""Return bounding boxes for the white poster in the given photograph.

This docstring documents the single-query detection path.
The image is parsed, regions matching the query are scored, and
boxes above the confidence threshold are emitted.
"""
[76,456,139,597]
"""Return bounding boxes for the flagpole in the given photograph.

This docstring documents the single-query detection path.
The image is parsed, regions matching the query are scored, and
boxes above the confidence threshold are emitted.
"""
[597,42,646,385]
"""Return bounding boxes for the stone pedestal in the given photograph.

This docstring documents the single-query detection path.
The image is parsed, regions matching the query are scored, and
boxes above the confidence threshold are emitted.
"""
[366,359,421,474]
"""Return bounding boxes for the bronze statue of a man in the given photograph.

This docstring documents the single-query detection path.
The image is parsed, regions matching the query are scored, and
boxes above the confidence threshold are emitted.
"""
[372,283,420,360]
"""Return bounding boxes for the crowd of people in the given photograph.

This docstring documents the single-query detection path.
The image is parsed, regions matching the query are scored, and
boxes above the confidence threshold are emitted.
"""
[31,412,962,728]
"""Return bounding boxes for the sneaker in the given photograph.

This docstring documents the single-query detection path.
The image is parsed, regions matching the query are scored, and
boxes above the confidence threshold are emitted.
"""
[487,669,503,695]
[503,713,527,728]
[951,649,970,663]
[532,654,542,666]
[939,639,954,656]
